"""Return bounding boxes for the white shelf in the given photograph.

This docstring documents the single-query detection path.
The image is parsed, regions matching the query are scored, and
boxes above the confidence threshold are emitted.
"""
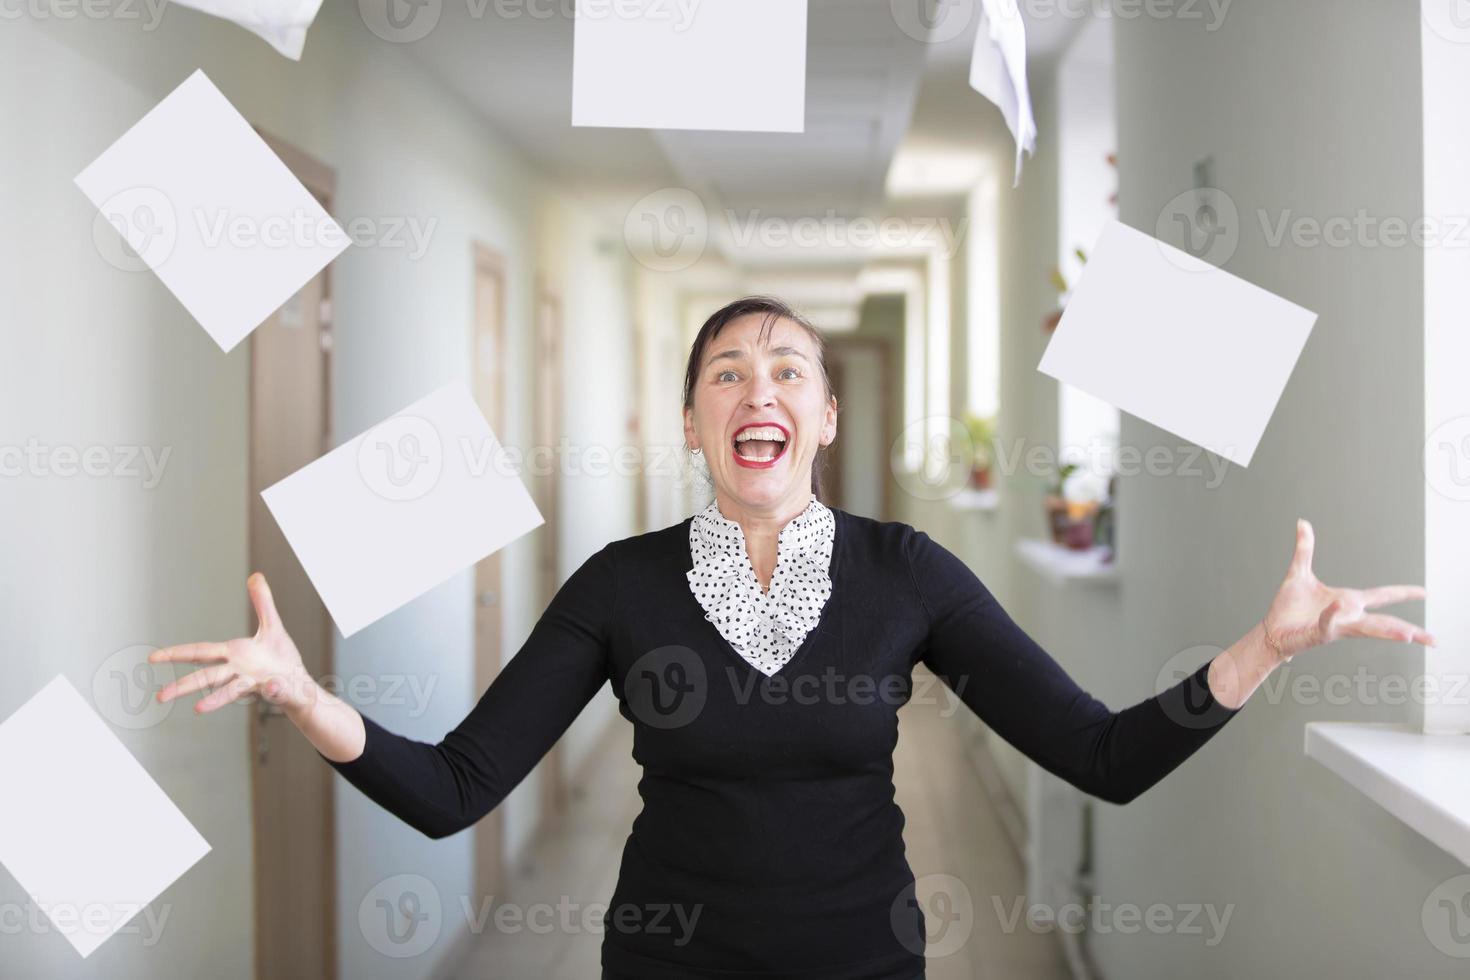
[950,488,1000,511]
[1305,722,1470,867]
[1014,538,1117,586]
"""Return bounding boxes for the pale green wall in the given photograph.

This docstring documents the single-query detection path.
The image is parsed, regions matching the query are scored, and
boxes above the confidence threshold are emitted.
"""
[1094,1,1440,976]
[1,8,637,980]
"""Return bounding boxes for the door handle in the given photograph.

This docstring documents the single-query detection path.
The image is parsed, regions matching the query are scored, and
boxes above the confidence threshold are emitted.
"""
[256,700,287,766]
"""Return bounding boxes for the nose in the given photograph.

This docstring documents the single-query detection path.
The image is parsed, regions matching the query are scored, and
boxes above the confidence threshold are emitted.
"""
[743,374,777,409]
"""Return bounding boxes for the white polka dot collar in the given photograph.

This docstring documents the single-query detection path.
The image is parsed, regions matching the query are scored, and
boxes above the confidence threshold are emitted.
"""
[686,497,836,676]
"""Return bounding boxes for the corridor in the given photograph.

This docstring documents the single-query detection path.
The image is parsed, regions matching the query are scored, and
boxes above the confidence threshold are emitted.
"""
[2,2,1465,979]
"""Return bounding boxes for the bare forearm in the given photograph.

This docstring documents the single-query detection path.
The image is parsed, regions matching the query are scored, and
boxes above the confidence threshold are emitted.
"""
[283,673,366,763]
[1208,620,1286,710]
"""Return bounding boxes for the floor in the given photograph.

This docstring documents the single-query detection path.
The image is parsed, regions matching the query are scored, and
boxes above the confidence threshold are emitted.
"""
[451,672,1073,980]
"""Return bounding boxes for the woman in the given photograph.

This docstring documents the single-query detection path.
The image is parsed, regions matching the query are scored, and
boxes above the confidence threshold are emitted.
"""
[152,296,1431,979]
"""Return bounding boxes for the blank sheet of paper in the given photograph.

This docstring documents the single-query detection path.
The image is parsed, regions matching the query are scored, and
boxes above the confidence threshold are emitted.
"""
[168,0,326,59]
[1037,220,1317,468]
[75,69,348,351]
[969,0,1035,186]
[261,380,544,638]
[571,0,807,132]
[0,676,211,959]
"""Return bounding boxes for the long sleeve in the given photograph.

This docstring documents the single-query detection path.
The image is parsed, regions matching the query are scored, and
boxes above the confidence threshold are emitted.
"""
[319,543,617,839]
[908,528,1240,805]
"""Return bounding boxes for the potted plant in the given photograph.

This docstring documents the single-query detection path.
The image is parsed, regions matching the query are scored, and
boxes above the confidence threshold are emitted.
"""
[963,413,997,489]
[1046,151,1115,333]
[1092,474,1118,555]
[1060,467,1110,550]
[1043,247,1088,333]
[1044,461,1077,543]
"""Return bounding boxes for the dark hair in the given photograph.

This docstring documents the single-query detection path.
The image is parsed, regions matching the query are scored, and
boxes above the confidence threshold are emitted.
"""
[682,295,835,499]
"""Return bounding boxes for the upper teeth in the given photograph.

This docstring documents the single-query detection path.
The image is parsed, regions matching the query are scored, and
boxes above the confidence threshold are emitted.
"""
[736,426,786,442]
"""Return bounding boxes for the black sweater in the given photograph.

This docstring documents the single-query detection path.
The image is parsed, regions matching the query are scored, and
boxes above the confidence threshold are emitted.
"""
[322,509,1241,979]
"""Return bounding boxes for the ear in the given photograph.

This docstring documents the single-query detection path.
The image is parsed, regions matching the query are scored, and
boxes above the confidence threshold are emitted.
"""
[820,394,838,447]
[683,405,698,452]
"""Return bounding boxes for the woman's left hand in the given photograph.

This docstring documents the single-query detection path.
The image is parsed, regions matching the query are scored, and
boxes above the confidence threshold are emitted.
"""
[1261,519,1434,663]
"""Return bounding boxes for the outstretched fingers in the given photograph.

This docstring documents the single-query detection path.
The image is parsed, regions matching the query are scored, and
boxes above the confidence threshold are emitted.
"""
[1347,613,1435,647]
[158,664,235,704]
[1288,518,1316,578]
[1357,584,1426,609]
[247,572,280,635]
[148,641,230,666]
[194,674,253,714]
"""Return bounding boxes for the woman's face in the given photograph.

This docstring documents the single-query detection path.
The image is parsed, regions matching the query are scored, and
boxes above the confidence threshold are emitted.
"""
[683,313,837,516]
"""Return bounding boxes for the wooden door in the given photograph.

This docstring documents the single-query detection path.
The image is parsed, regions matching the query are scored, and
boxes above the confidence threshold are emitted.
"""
[248,135,336,980]
[823,339,894,520]
[534,278,567,818]
[472,244,507,901]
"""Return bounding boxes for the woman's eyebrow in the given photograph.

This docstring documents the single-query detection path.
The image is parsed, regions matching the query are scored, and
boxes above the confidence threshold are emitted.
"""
[708,346,809,365]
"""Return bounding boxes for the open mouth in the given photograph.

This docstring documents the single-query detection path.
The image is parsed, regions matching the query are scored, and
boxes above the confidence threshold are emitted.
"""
[731,422,790,469]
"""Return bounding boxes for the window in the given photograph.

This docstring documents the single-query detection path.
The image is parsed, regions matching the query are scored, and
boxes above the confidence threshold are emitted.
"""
[1055,16,1120,478]
[967,170,1000,420]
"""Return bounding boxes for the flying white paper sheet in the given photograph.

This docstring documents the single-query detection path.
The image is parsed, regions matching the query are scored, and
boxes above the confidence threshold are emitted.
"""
[261,380,544,638]
[1037,220,1317,468]
[75,70,349,352]
[170,0,325,60]
[572,0,807,132]
[0,676,211,959]
[969,0,1035,186]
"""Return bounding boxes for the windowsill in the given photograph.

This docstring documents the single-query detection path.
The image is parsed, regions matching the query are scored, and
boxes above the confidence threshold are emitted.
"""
[1304,722,1470,867]
[1014,538,1118,586]
[950,488,999,511]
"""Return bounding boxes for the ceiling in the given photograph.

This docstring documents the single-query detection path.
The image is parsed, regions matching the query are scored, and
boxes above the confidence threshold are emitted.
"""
[402,1,1096,300]
[405,1,1084,201]
[403,0,932,217]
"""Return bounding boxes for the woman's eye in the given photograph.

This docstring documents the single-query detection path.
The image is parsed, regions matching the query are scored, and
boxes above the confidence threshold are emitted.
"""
[716,370,738,382]
[778,367,801,380]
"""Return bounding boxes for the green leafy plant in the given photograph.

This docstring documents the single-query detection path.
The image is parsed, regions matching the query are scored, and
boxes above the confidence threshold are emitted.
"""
[1048,461,1079,497]
[1046,247,1090,332]
[962,413,997,472]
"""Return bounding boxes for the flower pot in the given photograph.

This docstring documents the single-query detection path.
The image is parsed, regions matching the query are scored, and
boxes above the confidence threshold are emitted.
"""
[1063,518,1095,550]
[1044,495,1069,544]
[970,466,993,490]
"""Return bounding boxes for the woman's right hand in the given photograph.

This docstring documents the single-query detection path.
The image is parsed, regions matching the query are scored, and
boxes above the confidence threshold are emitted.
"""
[152,572,318,715]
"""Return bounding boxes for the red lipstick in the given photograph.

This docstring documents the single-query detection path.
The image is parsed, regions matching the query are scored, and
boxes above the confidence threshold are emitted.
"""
[730,422,790,470]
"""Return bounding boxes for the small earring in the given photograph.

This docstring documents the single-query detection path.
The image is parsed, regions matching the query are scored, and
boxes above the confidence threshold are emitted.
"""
[690,447,702,456]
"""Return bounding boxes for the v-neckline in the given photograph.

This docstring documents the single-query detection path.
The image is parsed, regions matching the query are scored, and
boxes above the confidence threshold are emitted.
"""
[684,507,844,682]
